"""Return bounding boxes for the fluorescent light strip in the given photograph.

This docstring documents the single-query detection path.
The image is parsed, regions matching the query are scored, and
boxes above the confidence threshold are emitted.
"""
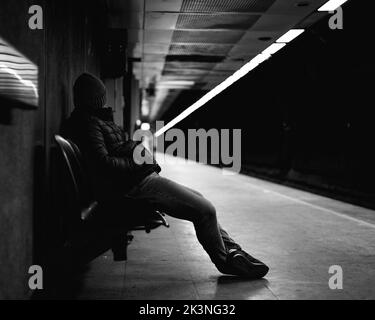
[159,81,195,86]
[262,43,286,56]
[276,29,305,43]
[318,0,348,11]
[155,29,304,137]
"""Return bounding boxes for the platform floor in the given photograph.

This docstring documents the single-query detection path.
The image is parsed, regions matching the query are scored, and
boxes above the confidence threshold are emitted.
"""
[76,155,375,300]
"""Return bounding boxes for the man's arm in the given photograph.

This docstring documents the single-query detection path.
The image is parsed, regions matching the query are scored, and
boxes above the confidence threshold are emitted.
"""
[85,120,143,177]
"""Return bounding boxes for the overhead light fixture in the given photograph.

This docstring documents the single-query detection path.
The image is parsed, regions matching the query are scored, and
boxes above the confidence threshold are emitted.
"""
[141,99,150,117]
[155,53,271,137]
[318,0,348,11]
[141,123,151,131]
[154,29,306,138]
[159,81,195,86]
[252,53,271,65]
[276,29,305,43]
[262,43,287,56]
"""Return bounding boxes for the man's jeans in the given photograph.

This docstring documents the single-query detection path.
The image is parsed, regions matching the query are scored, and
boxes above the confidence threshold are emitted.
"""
[128,172,241,269]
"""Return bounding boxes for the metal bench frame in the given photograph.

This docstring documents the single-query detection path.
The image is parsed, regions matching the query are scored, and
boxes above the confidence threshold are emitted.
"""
[54,134,169,264]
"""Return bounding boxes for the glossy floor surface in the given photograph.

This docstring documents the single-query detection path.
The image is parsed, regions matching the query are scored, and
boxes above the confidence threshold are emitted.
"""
[76,155,375,300]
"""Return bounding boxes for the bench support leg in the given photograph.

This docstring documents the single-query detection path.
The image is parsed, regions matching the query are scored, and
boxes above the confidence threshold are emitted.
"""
[111,233,129,262]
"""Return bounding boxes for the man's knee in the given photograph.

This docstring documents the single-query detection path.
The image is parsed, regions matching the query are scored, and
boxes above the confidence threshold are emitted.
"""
[199,200,217,221]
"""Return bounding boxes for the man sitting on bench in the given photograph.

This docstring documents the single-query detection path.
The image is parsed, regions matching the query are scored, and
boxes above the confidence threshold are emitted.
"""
[62,73,269,279]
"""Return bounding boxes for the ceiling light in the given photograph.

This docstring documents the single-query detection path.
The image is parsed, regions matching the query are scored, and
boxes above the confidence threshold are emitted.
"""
[318,0,348,11]
[262,43,287,56]
[155,30,307,137]
[141,99,150,117]
[155,53,271,137]
[159,81,195,86]
[276,29,305,43]
[141,123,151,131]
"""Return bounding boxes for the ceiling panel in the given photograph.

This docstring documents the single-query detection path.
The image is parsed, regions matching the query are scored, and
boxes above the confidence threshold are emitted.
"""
[142,54,168,62]
[206,70,233,77]
[252,14,300,32]
[145,12,180,30]
[161,74,204,80]
[172,30,245,44]
[296,11,327,29]
[213,60,248,71]
[134,62,165,71]
[238,30,281,44]
[176,13,261,30]
[169,43,233,56]
[144,43,171,55]
[201,83,217,90]
[164,61,217,70]
[162,69,208,76]
[107,0,331,120]
[180,0,277,13]
[267,0,327,15]
[165,55,225,63]
[146,0,184,12]
[229,41,273,58]
[201,74,230,84]
[144,30,175,44]
[131,43,171,55]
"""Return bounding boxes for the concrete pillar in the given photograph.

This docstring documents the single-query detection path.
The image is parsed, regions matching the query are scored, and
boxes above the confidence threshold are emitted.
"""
[123,61,141,137]
[104,77,124,127]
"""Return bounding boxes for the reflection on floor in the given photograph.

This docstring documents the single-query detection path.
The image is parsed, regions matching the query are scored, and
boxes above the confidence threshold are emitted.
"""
[76,155,375,300]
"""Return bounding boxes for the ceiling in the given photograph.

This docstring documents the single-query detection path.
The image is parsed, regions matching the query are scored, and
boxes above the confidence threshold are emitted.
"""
[106,0,328,121]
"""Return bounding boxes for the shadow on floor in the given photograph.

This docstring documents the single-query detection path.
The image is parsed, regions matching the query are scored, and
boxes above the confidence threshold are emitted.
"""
[212,277,271,300]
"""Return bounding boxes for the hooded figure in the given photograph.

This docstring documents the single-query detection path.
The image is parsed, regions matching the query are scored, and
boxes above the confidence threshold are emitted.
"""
[61,72,160,200]
[73,73,107,111]
[60,72,269,280]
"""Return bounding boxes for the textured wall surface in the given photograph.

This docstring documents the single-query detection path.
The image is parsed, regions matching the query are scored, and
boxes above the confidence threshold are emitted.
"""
[0,0,44,300]
[0,0,105,299]
[105,78,125,127]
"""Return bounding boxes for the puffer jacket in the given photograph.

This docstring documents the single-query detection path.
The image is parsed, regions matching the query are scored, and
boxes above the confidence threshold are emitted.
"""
[61,108,161,199]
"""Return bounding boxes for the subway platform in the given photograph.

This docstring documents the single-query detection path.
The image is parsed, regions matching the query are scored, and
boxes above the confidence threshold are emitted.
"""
[74,155,375,300]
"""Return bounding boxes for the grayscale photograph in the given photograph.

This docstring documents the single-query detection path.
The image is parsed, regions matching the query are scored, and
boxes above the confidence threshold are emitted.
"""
[0,0,374,309]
